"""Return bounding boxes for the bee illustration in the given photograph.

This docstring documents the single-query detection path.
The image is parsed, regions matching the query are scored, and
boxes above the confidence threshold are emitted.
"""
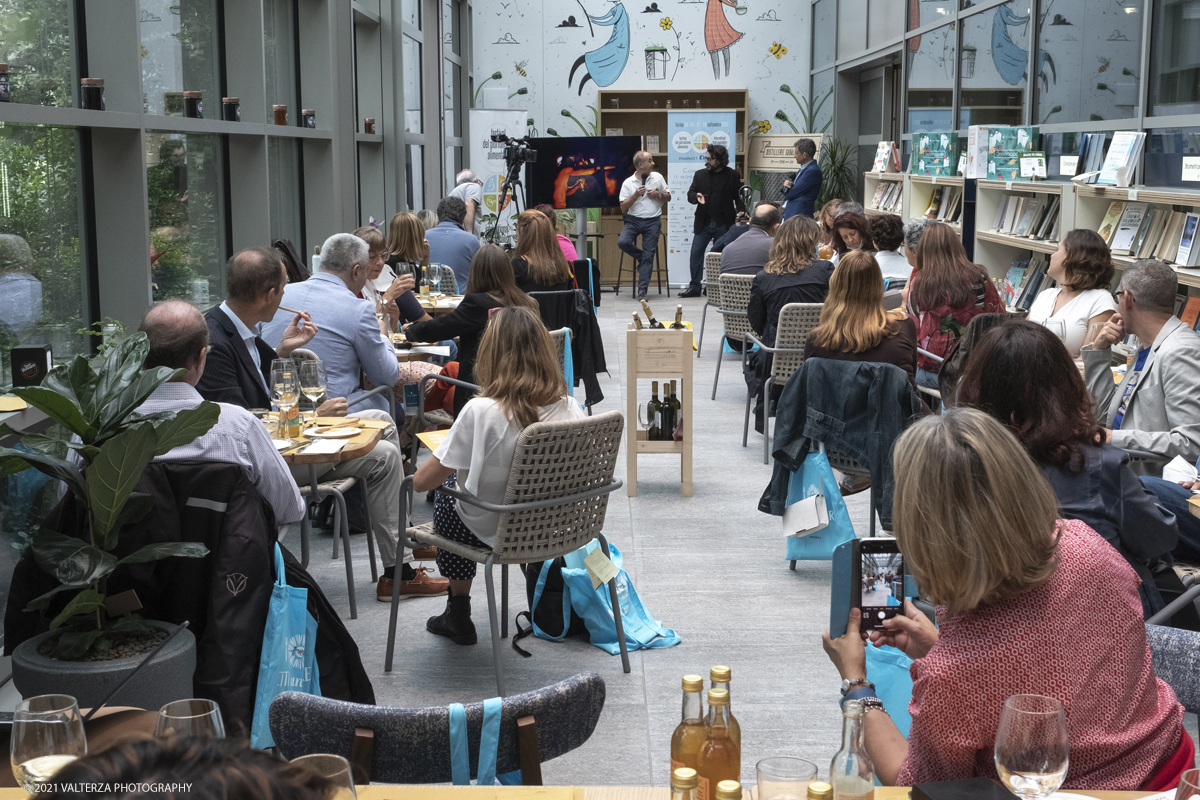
[514,60,528,78]
[768,42,787,59]
[1097,57,1110,74]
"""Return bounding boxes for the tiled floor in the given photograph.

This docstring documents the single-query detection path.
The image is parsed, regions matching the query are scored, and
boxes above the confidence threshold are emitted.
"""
[297,288,1198,786]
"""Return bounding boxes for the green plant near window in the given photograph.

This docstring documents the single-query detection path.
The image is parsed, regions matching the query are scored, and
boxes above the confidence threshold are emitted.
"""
[780,83,833,134]
[0,332,219,660]
[817,136,861,209]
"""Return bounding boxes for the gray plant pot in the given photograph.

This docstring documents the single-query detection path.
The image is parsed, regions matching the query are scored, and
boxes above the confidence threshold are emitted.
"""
[12,621,196,711]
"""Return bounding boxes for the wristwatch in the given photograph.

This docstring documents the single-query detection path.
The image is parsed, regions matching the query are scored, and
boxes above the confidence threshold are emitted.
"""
[840,678,874,696]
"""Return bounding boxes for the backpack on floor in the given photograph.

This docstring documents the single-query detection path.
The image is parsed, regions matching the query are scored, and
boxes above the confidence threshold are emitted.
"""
[512,558,589,655]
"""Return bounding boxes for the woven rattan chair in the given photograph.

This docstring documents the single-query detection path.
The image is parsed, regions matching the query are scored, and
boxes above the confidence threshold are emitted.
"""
[713,273,757,400]
[741,303,823,464]
[697,252,723,357]
[385,411,627,696]
[432,263,458,294]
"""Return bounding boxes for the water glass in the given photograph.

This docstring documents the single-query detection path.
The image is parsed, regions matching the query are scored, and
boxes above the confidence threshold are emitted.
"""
[756,757,818,800]
[155,698,226,739]
[11,694,87,792]
[1041,319,1066,344]
[993,694,1069,799]
[292,753,357,797]
[1176,768,1200,800]
[429,265,442,297]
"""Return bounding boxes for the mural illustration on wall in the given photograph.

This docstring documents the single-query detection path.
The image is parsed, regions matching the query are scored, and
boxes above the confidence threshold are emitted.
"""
[568,0,631,94]
[704,0,744,80]
[990,4,1055,91]
[1035,0,1139,123]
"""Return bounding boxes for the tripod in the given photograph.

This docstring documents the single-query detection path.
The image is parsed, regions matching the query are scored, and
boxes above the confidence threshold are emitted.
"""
[485,156,525,247]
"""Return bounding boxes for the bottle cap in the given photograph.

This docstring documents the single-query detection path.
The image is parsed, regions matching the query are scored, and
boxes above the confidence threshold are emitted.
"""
[681,674,703,692]
[671,768,699,791]
[81,78,104,86]
[710,665,731,682]
[707,688,729,706]
[183,90,202,97]
[302,108,315,114]
[806,782,833,800]
[223,97,239,103]
[273,104,287,110]
[715,780,742,800]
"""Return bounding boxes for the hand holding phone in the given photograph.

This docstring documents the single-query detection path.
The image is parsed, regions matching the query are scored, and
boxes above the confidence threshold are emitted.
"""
[867,599,938,659]
[855,537,905,632]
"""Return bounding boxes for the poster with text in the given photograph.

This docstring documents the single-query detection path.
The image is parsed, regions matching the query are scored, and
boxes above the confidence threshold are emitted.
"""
[469,108,528,247]
[666,110,738,286]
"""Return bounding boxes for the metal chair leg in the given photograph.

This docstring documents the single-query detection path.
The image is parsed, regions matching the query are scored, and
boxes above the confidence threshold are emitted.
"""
[655,240,663,295]
[362,483,378,583]
[790,560,796,571]
[697,301,708,357]
[868,484,877,538]
[711,346,724,400]
[332,499,340,560]
[662,233,671,297]
[742,348,753,447]
[763,378,772,465]
[501,564,509,639]
[484,556,507,696]
[332,489,358,620]
[598,534,631,675]
[615,250,625,295]
[384,538,406,672]
[299,514,310,570]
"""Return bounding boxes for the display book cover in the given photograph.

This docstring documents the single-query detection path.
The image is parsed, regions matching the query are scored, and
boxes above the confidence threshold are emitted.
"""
[872,141,900,173]
[986,126,1039,181]
[910,131,959,178]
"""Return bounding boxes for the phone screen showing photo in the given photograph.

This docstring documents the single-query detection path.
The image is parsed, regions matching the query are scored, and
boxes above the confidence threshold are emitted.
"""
[859,539,903,631]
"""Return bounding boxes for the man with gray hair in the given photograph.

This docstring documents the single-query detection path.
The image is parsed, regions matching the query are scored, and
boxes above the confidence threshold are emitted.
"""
[448,168,483,235]
[1082,258,1200,471]
[618,150,670,299]
[427,195,481,290]
[781,138,822,221]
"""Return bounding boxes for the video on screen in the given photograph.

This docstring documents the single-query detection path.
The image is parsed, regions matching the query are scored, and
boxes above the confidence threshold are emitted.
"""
[525,136,642,210]
[859,549,904,631]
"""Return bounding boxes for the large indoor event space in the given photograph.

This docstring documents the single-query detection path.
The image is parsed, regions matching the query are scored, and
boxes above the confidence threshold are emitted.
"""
[2,0,1200,798]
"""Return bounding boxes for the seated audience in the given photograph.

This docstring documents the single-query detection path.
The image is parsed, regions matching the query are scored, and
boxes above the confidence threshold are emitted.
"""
[1028,229,1118,357]
[802,250,917,385]
[383,210,431,281]
[829,211,876,265]
[426,196,481,292]
[957,319,1177,615]
[711,210,750,253]
[869,214,911,285]
[512,210,574,293]
[356,223,428,332]
[1082,258,1200,470]
[46,736,335,800]
[535,203,579,262]
[138,301,304,525]
[720,203,782,276]
[196,247,343,416]
[417,208,438,230]
[836,201,865,217]
[413,306,587,644]
[906,222,1003,389]
[448,168,484,235]
[900,218,931,307]
[404,244,539,415]
[822,408,1190,790]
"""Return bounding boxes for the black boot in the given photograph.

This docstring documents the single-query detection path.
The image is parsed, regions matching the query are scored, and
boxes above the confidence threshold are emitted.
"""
[426,592,477,645]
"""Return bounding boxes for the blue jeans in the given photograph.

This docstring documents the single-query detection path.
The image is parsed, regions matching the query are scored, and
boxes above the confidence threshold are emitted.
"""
[618,215,662,295]
[688,220,730,291]
[1142,477,1200,563]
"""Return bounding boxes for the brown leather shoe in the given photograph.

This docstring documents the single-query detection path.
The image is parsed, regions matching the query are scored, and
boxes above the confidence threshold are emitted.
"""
[411,546,437,560]
[377,567,449,602]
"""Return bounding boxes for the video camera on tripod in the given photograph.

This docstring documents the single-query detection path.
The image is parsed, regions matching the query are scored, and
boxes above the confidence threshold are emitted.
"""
[490,132,538,166]
[485,133,538,245]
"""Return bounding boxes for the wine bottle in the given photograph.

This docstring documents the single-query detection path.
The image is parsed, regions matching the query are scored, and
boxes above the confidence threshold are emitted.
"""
[641,298,666,329]
[670,304,686,329]
[670,675,706,773]
[632,312,644,330]
[647,381,662,441]
[669,380,682,440]
[660,379,676,441]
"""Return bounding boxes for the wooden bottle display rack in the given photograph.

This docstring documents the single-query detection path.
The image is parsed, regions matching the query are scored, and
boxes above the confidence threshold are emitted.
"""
[625,326,693,497]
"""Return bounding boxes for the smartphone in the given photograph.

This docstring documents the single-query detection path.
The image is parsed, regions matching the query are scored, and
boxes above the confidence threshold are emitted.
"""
[853,537,904,632]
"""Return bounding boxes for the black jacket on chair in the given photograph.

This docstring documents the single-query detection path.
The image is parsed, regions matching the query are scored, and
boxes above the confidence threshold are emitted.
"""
[196,306,278,409]
[530,289,607,407]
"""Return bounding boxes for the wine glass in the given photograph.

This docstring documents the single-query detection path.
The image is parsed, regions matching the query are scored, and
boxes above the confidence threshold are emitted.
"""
[1041,319,1066,344]
[292,753,357,797]
[429,265,442,298]
[1175,768,1200,800]
[298,359,327,422]
[271,359,299,432]
[155,698,226,739]
[993,694,1070,800]
[10,694,87,792]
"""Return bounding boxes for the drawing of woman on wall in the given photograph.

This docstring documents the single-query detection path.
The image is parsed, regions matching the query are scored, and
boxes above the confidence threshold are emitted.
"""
[568,0,631,95]
[704,0,743,80]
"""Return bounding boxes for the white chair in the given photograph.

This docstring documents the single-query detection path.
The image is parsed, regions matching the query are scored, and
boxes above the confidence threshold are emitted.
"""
[696,252,722,357]
[712,273,757,400]
[742,303,823,464]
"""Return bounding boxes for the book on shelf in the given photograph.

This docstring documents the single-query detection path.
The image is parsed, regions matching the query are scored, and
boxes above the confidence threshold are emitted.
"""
[1015,197,1045,237]
[872,141,901,172]
[966,126,990,180]
[948,190,963,223]
[646,134,660,152]
[1110,203,1149,255]
[912,131,959,177]
[1177,212,1200,267]
[1130,207,1158,257]
[1156,211,1187,263]
[1016,253,1050,310]
[1001,259,1028,305]
[1032,196,1060,240]
[1180,296,1200,329]
[1048,209,1062,242]
[925,187,944,218]
[1175,292,1189,318]
[987,126,1040,181]
[1073,133,1108,178]
[1138,208,1170,259]
[871,183,887,209]
[1097,201,1127,245]
[1008,197,1028,234]
[1098,131,1146,188]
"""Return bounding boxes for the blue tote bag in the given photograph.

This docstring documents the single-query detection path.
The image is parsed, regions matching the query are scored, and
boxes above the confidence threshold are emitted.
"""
[784,444,857,561]
[251,544,320,748]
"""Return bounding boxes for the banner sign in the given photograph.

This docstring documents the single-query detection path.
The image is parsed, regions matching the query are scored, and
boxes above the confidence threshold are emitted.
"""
[469,108,527,247]
[747,134,823,172]
[665,110,738,286]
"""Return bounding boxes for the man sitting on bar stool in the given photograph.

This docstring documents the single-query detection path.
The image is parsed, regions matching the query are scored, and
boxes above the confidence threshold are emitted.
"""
[617,150,670,300]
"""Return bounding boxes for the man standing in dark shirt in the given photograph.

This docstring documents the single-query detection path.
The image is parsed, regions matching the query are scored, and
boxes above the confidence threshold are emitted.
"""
[682,143,744,297]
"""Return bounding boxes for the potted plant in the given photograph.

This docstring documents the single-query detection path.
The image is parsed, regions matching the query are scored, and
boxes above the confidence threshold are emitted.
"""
[0,332,219,708]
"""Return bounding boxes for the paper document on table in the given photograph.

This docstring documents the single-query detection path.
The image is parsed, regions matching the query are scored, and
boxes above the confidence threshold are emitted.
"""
[1161,455,1198,485]
[583,547,620,590]
[417,430,448,451]
[302,439,347,455]
[409,345,451,356]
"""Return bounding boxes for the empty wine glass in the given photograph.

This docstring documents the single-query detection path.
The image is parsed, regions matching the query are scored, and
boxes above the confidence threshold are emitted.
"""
[271,359,299,431]
[155,698,226,739]
[1041,318,1066,344]
[429,264,442,298]
[994,694,1069,800]
[1176,768,1200,800]
[292,753,357,797]
[10,694,87,792]
[298,359,327,421]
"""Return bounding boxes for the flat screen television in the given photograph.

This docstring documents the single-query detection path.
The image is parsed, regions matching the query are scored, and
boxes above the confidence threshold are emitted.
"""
[525,135,642,210]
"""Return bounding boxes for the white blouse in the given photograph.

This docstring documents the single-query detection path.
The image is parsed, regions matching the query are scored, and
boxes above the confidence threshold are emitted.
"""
[1028,287,1118,357]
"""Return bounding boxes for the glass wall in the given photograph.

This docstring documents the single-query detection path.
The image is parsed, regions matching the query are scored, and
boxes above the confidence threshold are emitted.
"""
[1150,0,1200,117]
[1037,0,1142,124]
[813,0,836,70]
[906,23,955,132]
[268,138,304,254]
[838,0,868,59]
[0,0,76,106]
[265,0,299,123]
[811,69,835,134]
[909,0,955,31]
[139,0,223,117]
[959,1,1028,127]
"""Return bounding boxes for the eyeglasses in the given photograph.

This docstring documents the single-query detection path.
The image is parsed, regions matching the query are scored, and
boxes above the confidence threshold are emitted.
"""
[1114,290,1129,301]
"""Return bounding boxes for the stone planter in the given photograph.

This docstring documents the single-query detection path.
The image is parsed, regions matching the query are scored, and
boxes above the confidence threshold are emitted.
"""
[12,621,196,711]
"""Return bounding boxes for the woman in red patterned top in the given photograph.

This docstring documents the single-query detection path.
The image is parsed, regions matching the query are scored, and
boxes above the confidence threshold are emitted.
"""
[906,223,1004,390]
[822,409,1192,791]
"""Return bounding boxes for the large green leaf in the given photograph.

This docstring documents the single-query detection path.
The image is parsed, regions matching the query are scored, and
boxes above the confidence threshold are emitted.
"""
[117,541,209,565]
[25,582,87,613]
[16,426,70,458]
[91,333,150,408]
[9,386,92,439]
[42,354,94,412]
[152,402,220,455]
[86,424,157,541]
[29,530,118,588]
[102,492,155,550]
[0,445,86,500]
[49,588,103,631]
[94,367,184,441]
[55,627,105,660]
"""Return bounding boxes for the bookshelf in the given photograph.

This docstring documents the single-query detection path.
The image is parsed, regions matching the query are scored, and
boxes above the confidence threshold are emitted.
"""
[973,180,1073,283]
[909,175,965,238]
[864,171,906,219]
[1073,185,1200,289]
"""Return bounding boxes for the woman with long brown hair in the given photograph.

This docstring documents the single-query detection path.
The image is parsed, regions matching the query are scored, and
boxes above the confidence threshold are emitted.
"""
[829,211,877,264]
[404,244,538,414]
[803,250,918,384]
[534,203,580,262]
[512,210,573,293]
[413,305,585,644]
[817,198,842,259]
[907,221,1003,389]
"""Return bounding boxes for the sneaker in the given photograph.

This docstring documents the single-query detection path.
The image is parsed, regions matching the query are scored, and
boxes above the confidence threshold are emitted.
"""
[635,290,647,300]
[411,545,437,560]
[678,287,702,298]
[377,567,449,602]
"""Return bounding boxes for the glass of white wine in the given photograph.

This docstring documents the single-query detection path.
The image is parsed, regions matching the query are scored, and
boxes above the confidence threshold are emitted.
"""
[994,694,1069,800]
[292,753,357,797]
[298,359,327,423]
[271,358,299,433]
[11,694,87,792]
[154,698,226,739]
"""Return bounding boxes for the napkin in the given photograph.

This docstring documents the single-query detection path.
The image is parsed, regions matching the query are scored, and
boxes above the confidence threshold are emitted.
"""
[303,439,348,455]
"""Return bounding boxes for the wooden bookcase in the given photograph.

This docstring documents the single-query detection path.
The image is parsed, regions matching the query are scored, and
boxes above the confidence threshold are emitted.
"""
[625,326,693,497]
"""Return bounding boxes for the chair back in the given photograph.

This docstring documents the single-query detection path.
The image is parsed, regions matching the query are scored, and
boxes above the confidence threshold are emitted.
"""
[703,253,722,307]
[269,673,605,782]
[1146,624,1200,714]
[717,273,755,343]
[436,264,458,294]
[548,327,573,379]
[771,303,823,385]
[491,411,623,564]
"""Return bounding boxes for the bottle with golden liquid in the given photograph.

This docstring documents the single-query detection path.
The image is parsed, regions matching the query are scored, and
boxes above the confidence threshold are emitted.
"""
[670,675,707,773]
[709,665,741,749]
[696,688,740,800]
[672,767,700,800]
[715,780,743,800]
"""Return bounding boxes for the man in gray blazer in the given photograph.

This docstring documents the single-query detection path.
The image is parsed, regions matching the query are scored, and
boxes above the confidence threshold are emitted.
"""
[719,203,781,276]
[1082,259,1200,474]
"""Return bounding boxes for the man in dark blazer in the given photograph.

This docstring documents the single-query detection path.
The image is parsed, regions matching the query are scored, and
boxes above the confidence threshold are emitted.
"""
[781,138,822,221]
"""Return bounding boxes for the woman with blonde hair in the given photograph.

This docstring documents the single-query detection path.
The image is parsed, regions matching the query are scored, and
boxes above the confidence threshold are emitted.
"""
[817,197,842,259]
[822,408,1190,791]
[417,208,438,231]
[413,305,586,643]
[512,209,574,293]
[803,250,917,384]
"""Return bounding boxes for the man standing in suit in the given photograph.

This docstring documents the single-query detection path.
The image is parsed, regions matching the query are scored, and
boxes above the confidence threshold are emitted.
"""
[781,138,822,221]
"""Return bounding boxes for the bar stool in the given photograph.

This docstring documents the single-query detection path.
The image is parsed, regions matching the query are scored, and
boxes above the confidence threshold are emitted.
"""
[615,230,670,297]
